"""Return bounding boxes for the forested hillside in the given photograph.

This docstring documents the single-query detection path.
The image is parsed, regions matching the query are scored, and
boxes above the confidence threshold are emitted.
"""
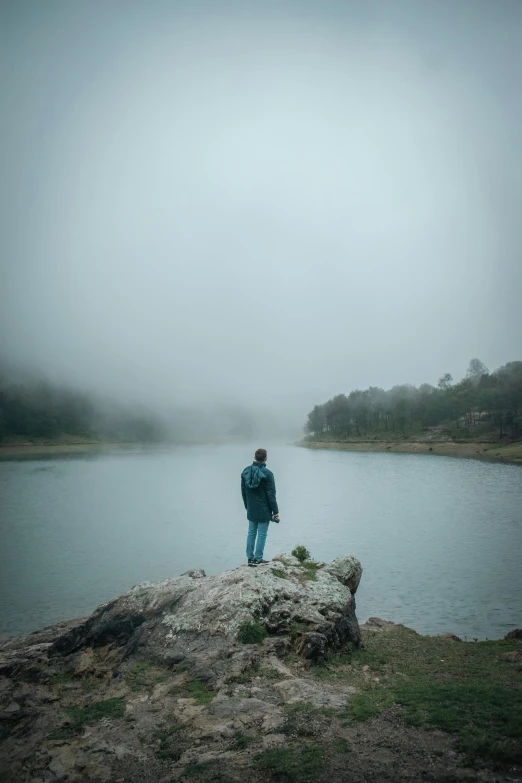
[305,359,522,442]
[0,376,163,444]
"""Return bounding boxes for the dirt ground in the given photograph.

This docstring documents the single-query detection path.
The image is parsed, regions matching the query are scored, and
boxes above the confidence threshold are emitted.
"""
[1,623,521,783]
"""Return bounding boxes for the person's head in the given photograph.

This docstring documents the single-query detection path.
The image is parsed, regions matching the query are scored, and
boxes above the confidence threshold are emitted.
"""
[254,448,267,463]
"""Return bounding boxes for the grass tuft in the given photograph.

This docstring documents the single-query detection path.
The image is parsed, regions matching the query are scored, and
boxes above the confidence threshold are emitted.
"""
[185,680,215,705]
[272,568,291,580]
[237,621,267,644]
[296,562,319,582]
[332,737,352,753]
[154,720,187,759]
[282,701,335,738]
[254,745,324,782]
[48,697,125,739]
[289,622,310,640]
[126,660,168,692]
[181,760,237,781]
[228,729,250,750]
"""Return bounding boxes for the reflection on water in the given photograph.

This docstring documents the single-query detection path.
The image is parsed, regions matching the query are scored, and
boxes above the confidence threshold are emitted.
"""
[0,443,521,640]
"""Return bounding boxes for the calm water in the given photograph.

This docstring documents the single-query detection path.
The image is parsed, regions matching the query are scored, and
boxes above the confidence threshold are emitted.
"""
[0,443,521,640]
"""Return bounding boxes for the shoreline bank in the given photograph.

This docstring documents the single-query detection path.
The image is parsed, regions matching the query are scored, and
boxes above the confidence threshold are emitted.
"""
[299,438,522,465]
[0,441,139,460]
[0,436,247,460]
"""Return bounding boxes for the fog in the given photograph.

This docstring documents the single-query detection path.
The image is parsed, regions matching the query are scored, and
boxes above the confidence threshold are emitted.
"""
[1,0,521,435]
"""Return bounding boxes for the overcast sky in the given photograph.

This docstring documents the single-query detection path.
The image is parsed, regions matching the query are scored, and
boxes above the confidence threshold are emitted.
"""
[1,0,521,426]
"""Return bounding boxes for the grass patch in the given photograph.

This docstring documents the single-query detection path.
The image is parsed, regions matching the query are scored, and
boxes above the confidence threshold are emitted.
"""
[296,562,319,582]
[154,720,187,760]
[181,760,237,781]
[272,568,291,580]
[343,688,395,723]
[258,665,285,679]
[230,662,261,683]
[50,670,75,686]
[396,680,522,763]
[332,626,522,763]
[282,701,335,738]
[50,669,99,692]
[254,745,325,782]
[176,679,215,705]
[309,664,339,680]
[228,729,251,749]
[48,697,125,739]
[126,660,168,692]
[67,697,125,727]
[237,621,267,644]
[332,737,352,753]
[289,622,310,641]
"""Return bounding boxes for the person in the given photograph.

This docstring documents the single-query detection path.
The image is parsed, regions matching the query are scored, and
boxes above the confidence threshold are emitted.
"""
[241,448,279,566]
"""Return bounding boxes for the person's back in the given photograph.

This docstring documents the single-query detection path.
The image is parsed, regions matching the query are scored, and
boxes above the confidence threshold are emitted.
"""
[241,448,279,566]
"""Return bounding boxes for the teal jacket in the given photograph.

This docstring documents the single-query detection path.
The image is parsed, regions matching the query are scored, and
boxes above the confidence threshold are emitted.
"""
[241,461,279,523]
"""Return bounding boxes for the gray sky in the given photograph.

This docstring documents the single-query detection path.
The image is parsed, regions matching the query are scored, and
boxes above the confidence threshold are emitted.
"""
[1,0,521,428]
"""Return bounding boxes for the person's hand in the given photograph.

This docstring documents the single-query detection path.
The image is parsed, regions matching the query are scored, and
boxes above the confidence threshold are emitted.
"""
[273,513,280,522]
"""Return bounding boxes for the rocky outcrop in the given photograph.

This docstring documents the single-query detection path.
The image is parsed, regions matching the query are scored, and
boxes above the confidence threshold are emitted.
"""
[0,554,362,782]
[41,554,361,676]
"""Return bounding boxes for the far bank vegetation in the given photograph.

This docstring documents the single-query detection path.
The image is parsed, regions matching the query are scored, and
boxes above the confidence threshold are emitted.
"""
[305,359,522,443]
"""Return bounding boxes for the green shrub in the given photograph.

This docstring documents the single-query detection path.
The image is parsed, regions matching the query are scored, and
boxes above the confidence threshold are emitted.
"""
[292,545,311,563]
[237,621,267,644]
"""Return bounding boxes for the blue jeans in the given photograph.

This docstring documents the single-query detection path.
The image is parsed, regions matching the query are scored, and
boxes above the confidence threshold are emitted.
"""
[246,520,270,560]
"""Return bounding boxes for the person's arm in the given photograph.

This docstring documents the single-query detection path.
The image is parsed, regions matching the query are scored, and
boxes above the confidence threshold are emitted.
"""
[241,474,247,510]
[265,471,279,517]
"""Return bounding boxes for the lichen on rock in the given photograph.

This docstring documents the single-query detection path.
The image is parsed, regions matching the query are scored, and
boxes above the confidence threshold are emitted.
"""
[0,554,363,782]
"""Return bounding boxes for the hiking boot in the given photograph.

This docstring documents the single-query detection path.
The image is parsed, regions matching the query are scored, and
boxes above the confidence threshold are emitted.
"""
[247,558,257,567]
[255,559,270,565]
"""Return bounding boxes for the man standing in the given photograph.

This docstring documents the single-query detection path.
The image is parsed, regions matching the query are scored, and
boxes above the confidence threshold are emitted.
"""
[241,448,279,566]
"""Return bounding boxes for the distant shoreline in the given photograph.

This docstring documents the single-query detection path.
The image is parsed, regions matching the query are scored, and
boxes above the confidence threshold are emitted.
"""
[0,441,138,460]
[0,436,246,460]
[298,438,522,465]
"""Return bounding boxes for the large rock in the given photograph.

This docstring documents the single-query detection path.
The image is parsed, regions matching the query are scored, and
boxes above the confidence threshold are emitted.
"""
[1,555,362,686]
[323,555,362,594]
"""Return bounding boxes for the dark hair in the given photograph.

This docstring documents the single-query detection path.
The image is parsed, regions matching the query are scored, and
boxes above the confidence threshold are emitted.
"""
[255,448,267,462]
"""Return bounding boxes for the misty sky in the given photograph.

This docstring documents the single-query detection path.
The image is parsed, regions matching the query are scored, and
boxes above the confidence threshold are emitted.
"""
[1,0,521,424]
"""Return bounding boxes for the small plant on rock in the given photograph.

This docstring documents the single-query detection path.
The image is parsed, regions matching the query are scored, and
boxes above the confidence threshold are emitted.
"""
[292,545,311,563]
[237,621,267,644]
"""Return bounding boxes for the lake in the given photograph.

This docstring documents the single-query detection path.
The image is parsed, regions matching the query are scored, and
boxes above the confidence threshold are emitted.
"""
[0,443,521,640]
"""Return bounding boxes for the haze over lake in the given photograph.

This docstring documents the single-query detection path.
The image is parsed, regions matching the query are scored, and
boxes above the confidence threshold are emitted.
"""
[1,443,521,641]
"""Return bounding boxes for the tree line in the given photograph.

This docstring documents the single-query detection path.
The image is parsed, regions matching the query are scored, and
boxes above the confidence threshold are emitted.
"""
[305,359,522,441]
[0,375,164,443]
